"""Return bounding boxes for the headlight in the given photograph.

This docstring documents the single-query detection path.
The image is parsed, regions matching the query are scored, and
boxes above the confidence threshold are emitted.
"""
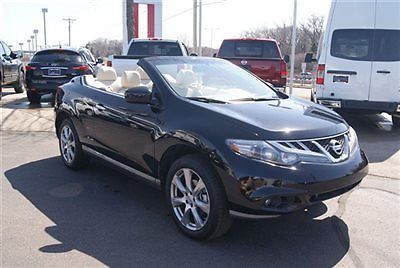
[348,127,359,154]
[226,139,300,166]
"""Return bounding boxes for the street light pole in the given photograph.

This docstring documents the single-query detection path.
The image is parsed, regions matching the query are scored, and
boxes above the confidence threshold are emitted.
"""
[33,29,39,51]
[198,0,202,56]
[193,0,197,53]
[63,17,76,46]
[30,35,35,51]
[18,43,24,51]
[42,8,48,47]
[27,39,31,52]
[289,0,297,95]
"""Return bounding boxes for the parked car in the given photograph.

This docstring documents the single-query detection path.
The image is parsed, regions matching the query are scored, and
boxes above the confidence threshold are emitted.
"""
[216,38,288,90]
[305,0,400,127]
[55,57,368,240]
[107,38,189,76]
[0,40,25,99]
[25,48,96,103]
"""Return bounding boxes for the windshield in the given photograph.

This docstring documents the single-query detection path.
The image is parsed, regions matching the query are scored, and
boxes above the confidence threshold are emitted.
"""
[151,58,279,102]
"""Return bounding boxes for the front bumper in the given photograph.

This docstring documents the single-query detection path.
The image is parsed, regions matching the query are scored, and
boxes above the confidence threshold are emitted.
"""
[220,148,368,219]
[317,98,400,114]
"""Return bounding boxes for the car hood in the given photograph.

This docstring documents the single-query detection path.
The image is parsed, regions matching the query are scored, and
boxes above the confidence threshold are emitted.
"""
[191,97,348,140]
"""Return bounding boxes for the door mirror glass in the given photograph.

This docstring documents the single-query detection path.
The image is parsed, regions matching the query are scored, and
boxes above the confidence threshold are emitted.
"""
[124,86,152,104]
[97,58,104,64]
[283,55,290,63]
[16,51,23,59]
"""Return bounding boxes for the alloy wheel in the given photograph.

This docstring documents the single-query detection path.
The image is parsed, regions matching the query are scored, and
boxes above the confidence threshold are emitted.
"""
[170,168,210,231]
[60,124,76,164]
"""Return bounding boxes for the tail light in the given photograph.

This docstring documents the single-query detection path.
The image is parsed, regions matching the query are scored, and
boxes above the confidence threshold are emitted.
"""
[280,61,287,78]
[316,64,325,85]
[107,61,112,67]
[25,65,37,71]
[73,65,89,71]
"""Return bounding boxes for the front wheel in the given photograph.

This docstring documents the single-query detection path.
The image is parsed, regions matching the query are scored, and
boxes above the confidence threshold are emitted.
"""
[58,118,90,169]
[392,114,400,128]
[165,155,232,240]
[13,70,25,93]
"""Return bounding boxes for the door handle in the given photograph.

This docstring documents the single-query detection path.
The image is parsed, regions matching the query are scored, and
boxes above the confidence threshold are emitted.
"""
[95,103,106,111]
[377,70,390,74]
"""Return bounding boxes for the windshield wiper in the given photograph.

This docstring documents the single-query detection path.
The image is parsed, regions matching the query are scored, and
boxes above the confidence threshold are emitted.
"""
[230,96,280,102]
[187,97,228,104]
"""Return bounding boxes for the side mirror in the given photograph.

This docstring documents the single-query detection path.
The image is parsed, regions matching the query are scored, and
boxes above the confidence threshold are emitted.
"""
[97,58,104,64]
[304,52,316,63]
[189,53,198,56]
[125,86,152,104]
[16,51,23,59]
[283,55,290,63]
[213,53,217,58]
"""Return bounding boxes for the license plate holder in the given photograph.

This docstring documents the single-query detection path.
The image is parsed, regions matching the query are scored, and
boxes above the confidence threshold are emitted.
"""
[48,68,61,76]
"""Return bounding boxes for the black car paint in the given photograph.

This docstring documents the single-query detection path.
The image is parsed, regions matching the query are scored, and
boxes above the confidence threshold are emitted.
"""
[25,48,94,96]
[55,57,368,217]
[0,40,23,88]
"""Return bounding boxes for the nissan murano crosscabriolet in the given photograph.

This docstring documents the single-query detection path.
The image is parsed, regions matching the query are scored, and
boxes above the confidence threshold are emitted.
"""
[55,57,368,240]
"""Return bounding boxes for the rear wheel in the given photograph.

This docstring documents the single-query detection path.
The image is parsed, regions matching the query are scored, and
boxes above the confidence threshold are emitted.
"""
[58,118,90,169]
[27,90,41,104]
[392,114,400,128]
[165,155,232,240]
[13,69,25,93]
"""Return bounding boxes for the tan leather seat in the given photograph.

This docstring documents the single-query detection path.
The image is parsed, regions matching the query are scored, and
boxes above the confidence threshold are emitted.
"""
[96,66,118,86]
[176,69,197,97]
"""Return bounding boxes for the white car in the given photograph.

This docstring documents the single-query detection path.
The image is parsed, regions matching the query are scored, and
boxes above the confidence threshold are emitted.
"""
[306,0,400,127]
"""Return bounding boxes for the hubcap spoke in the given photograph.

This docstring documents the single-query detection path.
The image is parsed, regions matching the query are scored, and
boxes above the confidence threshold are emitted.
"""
[181,207,191,226]
[171,197,186,207]
[173,175,187,194]
[193,179,205,196]
[195,199,210,214]
[183,169,193,193]
[191,207,203,228]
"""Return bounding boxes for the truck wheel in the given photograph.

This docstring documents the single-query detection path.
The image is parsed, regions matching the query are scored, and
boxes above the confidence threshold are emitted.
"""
[392,114,400,128]
[13,69,25,93]
[27,90,41,104]
[58,118,90,169]
[165,154,232,240]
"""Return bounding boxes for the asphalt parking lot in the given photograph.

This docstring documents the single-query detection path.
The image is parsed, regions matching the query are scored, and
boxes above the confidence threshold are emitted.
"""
[1,88,399,267]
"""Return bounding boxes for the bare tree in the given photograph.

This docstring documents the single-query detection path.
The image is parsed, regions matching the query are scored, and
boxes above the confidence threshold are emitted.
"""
[86,38,123,57]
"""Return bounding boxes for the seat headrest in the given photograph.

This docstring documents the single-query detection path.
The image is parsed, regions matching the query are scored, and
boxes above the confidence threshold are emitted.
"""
[176,69,196,87]
[97,66,117,81]
[137,67,150,80]
[121,71,141,88]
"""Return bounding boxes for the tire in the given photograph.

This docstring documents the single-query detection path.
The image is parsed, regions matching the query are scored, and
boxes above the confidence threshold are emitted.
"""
[27,90,41,104]
[13,69,25,93]
[165,154,232,240]
[392,114,400,128]
[58,118,90,169]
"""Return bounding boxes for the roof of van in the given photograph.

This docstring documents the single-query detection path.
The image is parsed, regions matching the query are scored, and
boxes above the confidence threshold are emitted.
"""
[222,38,278,42]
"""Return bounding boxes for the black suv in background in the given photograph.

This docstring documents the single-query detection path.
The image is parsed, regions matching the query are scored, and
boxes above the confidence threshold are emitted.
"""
[25,48,97,103]
[0,40,25,99]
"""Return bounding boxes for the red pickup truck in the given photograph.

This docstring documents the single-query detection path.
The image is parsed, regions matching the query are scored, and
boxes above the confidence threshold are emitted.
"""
[216,38,287,89]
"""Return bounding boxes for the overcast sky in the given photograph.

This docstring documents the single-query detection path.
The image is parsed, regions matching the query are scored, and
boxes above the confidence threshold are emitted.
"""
[1,0,331,50]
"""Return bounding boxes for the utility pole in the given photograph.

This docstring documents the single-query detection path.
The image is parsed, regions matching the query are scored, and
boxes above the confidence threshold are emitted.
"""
[289,0,297,95]
[198,0,202,56]
[33,29,39,51]
[27,39,31,52]
[193,0,197,53]
[30,35,35,51]
[42,8,48,47]
[63,17,76,46]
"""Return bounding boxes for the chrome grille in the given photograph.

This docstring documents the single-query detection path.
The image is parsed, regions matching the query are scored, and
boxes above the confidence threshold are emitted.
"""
[270,132,350,163]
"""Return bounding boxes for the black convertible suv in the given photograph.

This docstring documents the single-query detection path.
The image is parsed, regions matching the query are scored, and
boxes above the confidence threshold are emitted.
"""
[55,57,368,240]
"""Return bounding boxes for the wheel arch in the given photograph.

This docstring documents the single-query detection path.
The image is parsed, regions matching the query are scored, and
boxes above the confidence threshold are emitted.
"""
[55,110,71,137]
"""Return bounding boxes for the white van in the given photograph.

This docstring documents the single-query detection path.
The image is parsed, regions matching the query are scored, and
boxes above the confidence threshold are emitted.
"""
[306,0,400,127]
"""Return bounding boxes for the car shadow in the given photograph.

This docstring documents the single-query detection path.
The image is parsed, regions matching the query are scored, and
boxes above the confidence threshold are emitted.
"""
[339,112,400,163]
[1,92,54,109]
[5,156,350,267]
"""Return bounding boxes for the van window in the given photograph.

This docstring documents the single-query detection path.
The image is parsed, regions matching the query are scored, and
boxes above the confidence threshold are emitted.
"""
[128,42,183,56]
[373,30,400,61]
[331,29,373,61]
[218,40,280,59]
